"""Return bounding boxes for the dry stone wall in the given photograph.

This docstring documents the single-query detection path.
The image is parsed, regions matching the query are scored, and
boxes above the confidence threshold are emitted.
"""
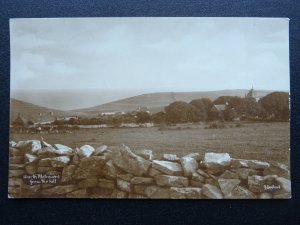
[8,140,291,199]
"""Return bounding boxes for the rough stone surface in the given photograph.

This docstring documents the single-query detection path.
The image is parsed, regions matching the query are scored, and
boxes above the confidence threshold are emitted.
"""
[220,170,239,179]
[231,159,270,170]
[204,153,231,174]
[78,178,98,188]
[224,185,256,199]
[192,172,205,183]
[189,180,204,187]
[73,156,106,179]
[197,168,210,178]
[133,185,148,195]
[218,178,240,195]
[117,174,133,182]
[77,145,95,158]
[180,157,198,177]
[111,189,128,198]
[98,178,115,189]
[263,163,290,179]
[61,165,76,182]
[94,145,108,155]
[10,156,24,164]
[103,160,117,179]
[8,140,291,199]
[170,187,202,199]
[116,178,131,192]
[145,186,170,199]
[248,175,278,193]
[113,145,151,176]
[236,168,260,180]
[152,160,183,176]
[131,177,154,185]
[259,192,273,199]
[16,140,41,154]
[148,167,161,177]
[162,154,179,161]
[274,177,291,195]
[53,144,73,154]
[42,185,78,195]
[134,149,154,161]
[66,189,87,198]
[202,184,223,199]
[155,175,188,188]
[9,147,22,156]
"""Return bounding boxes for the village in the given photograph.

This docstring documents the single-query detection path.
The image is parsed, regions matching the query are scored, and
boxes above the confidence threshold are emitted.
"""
[10,88,289,134]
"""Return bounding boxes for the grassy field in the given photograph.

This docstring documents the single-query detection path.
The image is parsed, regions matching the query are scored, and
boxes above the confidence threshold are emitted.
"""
[10,122,290,165]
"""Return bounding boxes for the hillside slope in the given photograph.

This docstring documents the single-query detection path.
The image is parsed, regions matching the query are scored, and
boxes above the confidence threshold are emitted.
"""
[74,89,273,114]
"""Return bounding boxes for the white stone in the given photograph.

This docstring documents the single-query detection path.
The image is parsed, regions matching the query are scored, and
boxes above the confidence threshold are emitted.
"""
[53,144,73,154]
[152,160,183,175]
[162,154,179,161]
[78,145,95,157]
[113,145,151,176]
[94,145,108,155]
[180,156,198,177]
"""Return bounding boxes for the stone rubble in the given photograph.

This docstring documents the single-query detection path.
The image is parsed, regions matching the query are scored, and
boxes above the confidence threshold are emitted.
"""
[8,139,291,199]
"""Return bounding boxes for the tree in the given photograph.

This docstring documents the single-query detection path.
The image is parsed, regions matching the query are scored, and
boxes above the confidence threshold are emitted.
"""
[136,111,151,123]
[189,98,213,121]
[259,92,289,121]
[165,101,200,123]
[152,111,166,124]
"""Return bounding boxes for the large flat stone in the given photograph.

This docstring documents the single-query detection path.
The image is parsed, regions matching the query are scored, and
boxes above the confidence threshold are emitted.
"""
[231,159,270,170]
[218,178,240,195]
[98,178,115,189]
[202,184,223,199]
[53,144,74,154]
[77,145,95,158]
[162,154,179,161]
[94,145,108,156]
[61,165,76,183]
[73,156,106,179]
[113,145,151,176]
[40,156,70,168]
[155,175,188,188]
[180,156,198,177]
[203,153,231,174]
[152,160,183,175]
[131,177,154,185]
[145,185,170,199]
[170,187,202,199]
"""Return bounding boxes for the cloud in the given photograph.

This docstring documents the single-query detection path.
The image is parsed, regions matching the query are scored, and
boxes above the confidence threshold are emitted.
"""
[10,17,289,92]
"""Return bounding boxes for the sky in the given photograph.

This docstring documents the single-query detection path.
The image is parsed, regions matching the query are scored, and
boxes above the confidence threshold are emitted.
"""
[10,17,290,109]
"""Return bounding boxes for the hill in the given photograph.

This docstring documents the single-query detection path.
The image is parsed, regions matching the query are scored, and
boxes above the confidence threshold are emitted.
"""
[73,89,273,115]
[10,98,76,123]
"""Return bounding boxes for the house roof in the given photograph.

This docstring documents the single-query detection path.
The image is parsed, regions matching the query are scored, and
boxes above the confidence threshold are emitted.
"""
[213,104,226,111]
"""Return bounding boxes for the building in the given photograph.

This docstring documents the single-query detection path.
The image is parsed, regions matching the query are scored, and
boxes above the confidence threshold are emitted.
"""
[245,87,260,102]
[12,113,27,127]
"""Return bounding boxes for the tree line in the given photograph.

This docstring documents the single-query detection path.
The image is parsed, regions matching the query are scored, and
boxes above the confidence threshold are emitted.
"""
[50,91,289,126]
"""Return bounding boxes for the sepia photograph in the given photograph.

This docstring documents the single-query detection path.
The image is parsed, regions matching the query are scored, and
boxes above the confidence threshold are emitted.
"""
[9,17,290,199]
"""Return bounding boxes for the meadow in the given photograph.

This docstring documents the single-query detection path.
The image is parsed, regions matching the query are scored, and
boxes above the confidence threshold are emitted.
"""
[10,122,290,165]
